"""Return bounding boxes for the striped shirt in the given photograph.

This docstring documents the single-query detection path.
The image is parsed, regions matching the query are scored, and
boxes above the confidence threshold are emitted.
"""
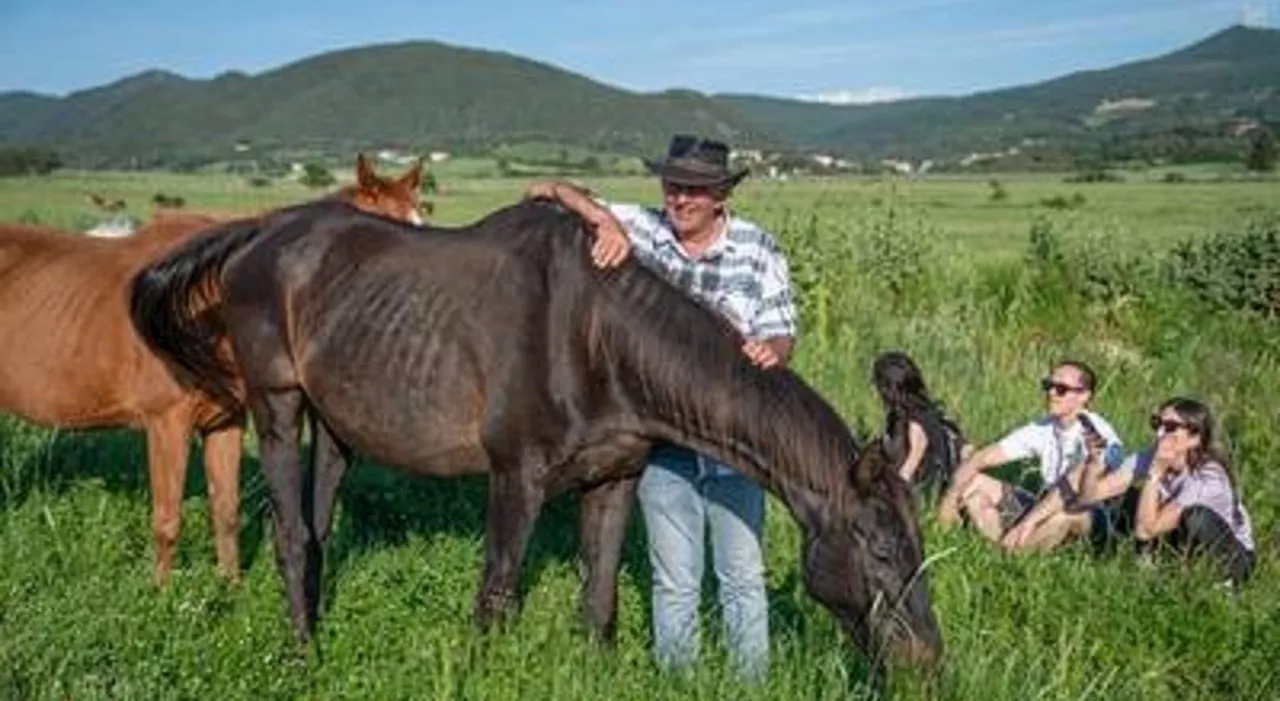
[604,202,799,341]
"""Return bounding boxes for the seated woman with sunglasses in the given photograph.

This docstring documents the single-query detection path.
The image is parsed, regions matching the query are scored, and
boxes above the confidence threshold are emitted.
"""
[1075,397,1256,587]
[938,359,1125,549]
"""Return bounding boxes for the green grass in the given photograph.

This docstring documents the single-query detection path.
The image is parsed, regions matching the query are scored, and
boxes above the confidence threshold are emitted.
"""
[1,170,1278,700]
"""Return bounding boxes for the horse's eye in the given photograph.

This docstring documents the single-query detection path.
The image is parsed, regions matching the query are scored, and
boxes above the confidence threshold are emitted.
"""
[868,533,897,560]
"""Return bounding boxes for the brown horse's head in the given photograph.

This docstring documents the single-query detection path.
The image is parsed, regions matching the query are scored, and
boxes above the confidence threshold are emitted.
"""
[342,153,425,225]
[800,414,942,670]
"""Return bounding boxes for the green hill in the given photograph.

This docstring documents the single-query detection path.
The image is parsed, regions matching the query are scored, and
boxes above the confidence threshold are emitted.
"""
[717,25,1280,162]
[0,42,774,168]
[1,25,1277,168]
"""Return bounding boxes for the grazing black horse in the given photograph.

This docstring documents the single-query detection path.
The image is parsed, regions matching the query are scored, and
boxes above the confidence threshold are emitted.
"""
[129,198,943,668]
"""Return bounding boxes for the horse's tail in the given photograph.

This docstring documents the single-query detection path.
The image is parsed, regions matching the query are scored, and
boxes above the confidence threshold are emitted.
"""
[129,216,263,412]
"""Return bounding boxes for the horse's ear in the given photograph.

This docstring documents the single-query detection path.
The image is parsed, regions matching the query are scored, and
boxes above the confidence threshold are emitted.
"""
[398,158,424,192]
[355,153,377,188]
[852,412,909,494]
[882,410,909,469]
[851,441,884,494]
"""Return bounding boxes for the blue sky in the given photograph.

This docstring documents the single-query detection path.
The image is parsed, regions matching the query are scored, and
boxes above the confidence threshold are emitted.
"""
[0,0,1274,103]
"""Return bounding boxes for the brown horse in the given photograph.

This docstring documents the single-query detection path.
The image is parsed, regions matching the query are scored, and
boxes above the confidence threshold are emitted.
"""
[0,153,423,584]
[128,198,942,668]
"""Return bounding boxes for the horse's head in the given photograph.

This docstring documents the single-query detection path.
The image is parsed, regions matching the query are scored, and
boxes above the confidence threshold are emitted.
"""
[800,413,942,670]
[344,153,425,225]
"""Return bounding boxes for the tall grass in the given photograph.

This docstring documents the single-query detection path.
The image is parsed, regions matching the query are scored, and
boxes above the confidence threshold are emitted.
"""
[1,174,1277,700]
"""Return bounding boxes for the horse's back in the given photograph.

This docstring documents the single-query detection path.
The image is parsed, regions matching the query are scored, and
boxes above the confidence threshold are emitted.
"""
[0,221,193,427]
[221,200,583,476]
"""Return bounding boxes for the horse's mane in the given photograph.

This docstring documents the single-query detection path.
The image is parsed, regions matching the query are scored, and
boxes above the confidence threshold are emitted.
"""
[485,201,862,499]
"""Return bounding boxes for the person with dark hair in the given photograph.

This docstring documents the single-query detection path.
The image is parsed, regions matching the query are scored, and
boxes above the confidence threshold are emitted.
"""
[938,359,1125,548]
[871,351,969,501]
[1076,397,1256,587]
[523,134,797,678]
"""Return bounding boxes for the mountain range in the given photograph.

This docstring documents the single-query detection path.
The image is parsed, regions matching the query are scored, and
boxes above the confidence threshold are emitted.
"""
[1,25,1276,168]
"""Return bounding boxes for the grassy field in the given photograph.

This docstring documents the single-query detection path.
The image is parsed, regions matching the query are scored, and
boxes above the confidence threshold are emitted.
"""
[1,169,1279,700]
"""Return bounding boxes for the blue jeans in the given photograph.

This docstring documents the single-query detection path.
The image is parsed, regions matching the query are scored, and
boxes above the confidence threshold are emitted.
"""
[637,444,768,678]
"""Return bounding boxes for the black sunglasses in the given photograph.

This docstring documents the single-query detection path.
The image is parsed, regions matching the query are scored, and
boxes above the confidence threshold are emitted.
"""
[661,181,714,197]
[1040,378,1086,396]
[1150,415,1196,434]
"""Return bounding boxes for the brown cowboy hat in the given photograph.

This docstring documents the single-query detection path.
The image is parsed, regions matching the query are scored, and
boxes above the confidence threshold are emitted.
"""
[643,134,750,188]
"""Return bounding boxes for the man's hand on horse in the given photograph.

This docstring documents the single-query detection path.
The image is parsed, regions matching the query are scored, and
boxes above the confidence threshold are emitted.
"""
[742,339,781,369]
[524,182,558,201]
[589,218,631,269]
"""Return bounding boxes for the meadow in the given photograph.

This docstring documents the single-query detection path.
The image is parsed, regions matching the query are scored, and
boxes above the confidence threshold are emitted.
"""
[1,166,1278,700]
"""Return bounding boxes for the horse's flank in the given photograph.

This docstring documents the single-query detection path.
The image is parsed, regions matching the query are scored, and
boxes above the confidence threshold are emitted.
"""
[0,213,227,428]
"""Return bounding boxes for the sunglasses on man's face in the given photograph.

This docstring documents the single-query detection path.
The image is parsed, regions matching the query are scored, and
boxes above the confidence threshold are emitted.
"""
[1150,415,1195,435]
[661,181,715,198]
[1040,378,1085,396]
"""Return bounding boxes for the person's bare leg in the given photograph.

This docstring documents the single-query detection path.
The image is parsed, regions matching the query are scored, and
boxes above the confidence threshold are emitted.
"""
[1011,512,1091,554]
[960,475,1009,542]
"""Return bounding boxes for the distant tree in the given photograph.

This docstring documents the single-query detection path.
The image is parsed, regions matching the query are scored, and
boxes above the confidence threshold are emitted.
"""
[1245,127,1277,172]
[300,162,336,188]
[0,147,62,177]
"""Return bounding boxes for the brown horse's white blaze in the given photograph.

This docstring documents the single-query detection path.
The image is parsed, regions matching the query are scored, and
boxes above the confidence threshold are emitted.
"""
[0,154,423,585]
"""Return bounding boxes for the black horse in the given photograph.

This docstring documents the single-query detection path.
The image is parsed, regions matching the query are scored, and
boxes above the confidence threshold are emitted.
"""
[129,198,943,668]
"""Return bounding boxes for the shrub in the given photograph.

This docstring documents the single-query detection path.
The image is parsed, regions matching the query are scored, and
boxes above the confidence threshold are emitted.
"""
[299,162,335,188]
[1064,169,1124,184]
[1167,216,1280,317]
[1039,193,1086,210]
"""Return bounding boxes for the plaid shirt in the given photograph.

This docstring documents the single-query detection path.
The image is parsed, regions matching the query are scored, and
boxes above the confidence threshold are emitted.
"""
[605,201,798,479]
[605,202,799,341]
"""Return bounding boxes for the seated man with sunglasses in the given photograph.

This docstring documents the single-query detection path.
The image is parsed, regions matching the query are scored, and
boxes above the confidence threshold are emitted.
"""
[523,134,797,679]
[938,360,1125,551]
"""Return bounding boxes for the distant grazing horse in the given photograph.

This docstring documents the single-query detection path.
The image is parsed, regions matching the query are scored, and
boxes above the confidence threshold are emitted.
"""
[88,192,127,213]
[153,192,187,209]
[0,154,423,584]
[128,199,942,668]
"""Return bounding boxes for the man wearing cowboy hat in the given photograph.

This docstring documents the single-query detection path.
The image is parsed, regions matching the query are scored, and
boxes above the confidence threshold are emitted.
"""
[524,134,798,678]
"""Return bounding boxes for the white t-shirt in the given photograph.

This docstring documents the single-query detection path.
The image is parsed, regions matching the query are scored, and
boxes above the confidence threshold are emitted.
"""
[997,411,1124,486]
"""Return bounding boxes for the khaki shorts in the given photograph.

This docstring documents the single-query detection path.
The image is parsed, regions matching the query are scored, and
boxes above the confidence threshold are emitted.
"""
[998,484,1039,530]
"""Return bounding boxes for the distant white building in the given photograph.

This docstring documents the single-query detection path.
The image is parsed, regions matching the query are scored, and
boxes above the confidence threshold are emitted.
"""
[881,159,913,175]
[85,214,138,238]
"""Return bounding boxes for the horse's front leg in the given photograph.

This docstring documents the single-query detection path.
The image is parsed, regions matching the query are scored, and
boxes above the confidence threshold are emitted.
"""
[474,469,543,632]
[578,476,638,646]
[251,388,312,643]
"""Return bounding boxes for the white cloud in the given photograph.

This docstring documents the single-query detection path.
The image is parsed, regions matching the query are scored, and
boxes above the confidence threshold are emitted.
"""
[1241,3,1269,27]
[800,86,913,105]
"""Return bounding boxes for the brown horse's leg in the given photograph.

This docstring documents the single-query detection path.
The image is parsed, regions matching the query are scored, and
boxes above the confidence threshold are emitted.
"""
[252,388,313,642]
[145,410,193,585]
[474,470,543,632]
[202,421,245,581]
[578,476,639,646]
